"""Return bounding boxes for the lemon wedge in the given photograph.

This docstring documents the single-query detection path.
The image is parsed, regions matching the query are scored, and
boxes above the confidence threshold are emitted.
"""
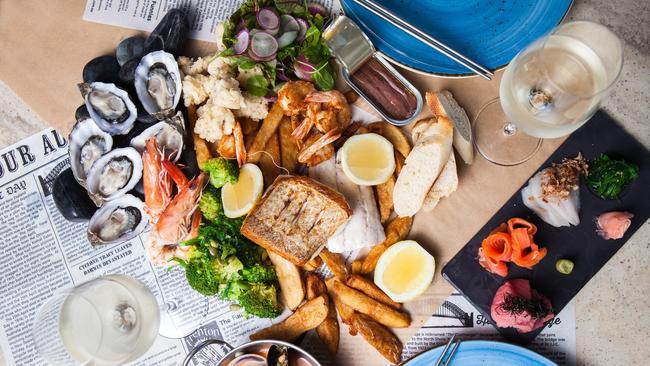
[374,240,435,303]
[221,163,263,218]
[340,133,395,186]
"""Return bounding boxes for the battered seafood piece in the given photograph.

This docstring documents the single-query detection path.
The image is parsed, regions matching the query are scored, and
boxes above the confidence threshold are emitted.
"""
[241,176,351,265]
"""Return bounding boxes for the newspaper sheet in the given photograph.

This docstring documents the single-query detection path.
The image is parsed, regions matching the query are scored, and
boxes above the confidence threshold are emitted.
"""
[83,0,342,42]
[0,129,285,366]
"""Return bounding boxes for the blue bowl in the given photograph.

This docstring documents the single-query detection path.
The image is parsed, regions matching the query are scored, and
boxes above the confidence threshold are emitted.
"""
[403,340,556,365]
[341,0,573,76]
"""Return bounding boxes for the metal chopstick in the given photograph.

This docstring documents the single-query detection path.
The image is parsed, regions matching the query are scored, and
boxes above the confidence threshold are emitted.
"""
[434,335,462,366]
[352,0,494,80]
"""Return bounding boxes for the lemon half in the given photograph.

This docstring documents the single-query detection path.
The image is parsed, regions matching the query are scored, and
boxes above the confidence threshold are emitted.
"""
[221,163,263,218]
[374,240,435,303]
[340,133,395,186]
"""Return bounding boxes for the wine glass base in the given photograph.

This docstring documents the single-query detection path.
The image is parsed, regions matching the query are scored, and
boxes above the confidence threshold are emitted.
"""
[473,98,542,166]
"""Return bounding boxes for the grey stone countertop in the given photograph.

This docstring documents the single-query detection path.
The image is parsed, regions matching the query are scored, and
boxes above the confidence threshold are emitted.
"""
[0,0,648,364]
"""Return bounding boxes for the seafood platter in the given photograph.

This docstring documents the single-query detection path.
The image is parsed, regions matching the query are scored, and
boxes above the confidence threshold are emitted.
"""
[50,1,648,364]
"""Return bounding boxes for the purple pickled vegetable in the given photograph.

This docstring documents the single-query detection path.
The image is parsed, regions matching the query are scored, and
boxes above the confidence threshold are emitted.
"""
[296,18,308,42]
[257,7,280,30]
[307,2,329,17]
[277,31,298,48]
[250,31,278,59]
[232,29,250,54]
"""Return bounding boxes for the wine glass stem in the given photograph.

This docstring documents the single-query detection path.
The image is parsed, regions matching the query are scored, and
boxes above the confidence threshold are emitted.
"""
[503,122,518,136]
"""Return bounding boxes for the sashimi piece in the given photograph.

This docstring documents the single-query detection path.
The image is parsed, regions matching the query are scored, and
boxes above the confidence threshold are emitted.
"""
[596,211,634,240]
[507,218,537,235]
[478,248,508,277]
[522,170,578,227]
[482,232,512,262]
[490,279,554,333]
[510,228,547,269]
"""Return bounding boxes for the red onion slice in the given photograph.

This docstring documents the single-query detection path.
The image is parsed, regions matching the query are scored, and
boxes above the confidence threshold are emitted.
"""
[250,31,278,59]
[232,29,250,55]
[257,7,280,30]
[296,18,308,42]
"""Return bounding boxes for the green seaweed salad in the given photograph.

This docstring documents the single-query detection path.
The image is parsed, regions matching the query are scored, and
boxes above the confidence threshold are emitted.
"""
[221,0,335,95]
[173,158,281,318]
[587,154,639,200]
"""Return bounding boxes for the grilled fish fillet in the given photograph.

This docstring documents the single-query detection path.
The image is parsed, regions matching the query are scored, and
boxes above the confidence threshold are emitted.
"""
[241,175,351,265]
[310,155,386,253]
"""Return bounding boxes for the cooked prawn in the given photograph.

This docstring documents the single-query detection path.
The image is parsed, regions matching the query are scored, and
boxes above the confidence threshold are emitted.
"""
[142,138,172,223]
[304,90,352,130]
[291,103,320,141]
[233,121,247,167]
[297,129,341,164]
[278,80,316,117]
[146,236,192,266]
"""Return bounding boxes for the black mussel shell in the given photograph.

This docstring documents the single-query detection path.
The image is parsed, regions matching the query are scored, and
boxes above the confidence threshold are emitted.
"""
[129,181,145,201]
[111,122,149,148]
[266,345,289,366]
[144,9,189,55]
[53,168,97,222]
[116,36,145,66]
[118,57,140,85]
[75,104,90,121]
[82,55,121,84]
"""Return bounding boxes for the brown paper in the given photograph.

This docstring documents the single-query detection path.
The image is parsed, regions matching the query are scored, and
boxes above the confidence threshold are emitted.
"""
[0,2,565,364]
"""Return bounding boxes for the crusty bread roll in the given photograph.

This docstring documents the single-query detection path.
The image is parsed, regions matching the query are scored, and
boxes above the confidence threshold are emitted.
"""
[422,151,458,211]
[393,117,453,217]
[426,91,474,164]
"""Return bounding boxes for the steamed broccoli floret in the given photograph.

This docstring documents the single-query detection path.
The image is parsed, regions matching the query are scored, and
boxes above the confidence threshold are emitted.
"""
[201,157,239,188]
[218,280,249,301]
[185,256,243,296]
[199,185,223,222]
[242,264,277,283]
[238,283,281,318]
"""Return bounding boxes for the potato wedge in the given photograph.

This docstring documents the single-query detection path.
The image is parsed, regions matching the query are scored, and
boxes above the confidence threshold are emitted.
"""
[259,131,281,187]
[303,256,323,272]
[279,116,299,173]
[326,278,357,336]
[268,251,304,311]
[346,274,401,309]
[249,103,284,163]
[250,296,328,341]
[306,274,340,354]
[361,216,413,274]
[240,117,259,135]
[375,175,395,224]
[379,121,411,157]
[319,249,349,281]
[394,151,405,177]
[187,105,212,167]
[351,313,402,364]
[332,280,410,328]
[333,121,363,150]
[351,259,363,275]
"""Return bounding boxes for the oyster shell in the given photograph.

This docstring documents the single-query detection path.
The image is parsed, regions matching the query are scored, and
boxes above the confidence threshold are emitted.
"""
[68,118,113,187]
[79,82,138,135]
[134,51,182,119]
[86,147,143,204]
[87,194,148,246]
[130,112,185,162]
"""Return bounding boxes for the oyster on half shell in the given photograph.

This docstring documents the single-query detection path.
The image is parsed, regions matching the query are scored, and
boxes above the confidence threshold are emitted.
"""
[134,51,182,119]
[86,147,143,205]
[129,111,185,162]
[87,194,148,246]
[79,82,138,135]
[68,118,113,187]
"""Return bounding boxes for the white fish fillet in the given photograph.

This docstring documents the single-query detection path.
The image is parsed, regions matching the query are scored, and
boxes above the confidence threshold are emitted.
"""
[521,169,581,227]
[310,155,385,253]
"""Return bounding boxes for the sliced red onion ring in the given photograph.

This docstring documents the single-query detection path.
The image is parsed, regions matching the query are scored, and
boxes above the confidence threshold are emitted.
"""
[277,31,298,48]
[294,54,316,81]
[232,29,250,55]
[296,18,308,42]
[250,31,278,59]
[248,48,276,62]
[281,14,300,33]
[266,26,280,36]
[307,2,329,17]
[257,7,280,30]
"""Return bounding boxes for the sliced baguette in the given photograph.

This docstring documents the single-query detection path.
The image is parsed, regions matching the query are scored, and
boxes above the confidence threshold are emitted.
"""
[393,117,453,217]
[426,91,474,164]
[422,151,458,211]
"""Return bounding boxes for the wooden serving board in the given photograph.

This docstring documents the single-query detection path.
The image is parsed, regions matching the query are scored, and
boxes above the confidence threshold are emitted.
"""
[442,111,650,344]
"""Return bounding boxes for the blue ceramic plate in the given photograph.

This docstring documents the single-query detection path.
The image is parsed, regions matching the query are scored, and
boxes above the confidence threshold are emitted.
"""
[340,0,573,76]
[403,340,555,365]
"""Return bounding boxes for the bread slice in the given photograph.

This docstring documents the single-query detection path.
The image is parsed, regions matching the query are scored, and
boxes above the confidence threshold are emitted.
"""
[241,175,352,265]
[393,117,453,217]
[426,91,474,164]
[422,151,458,211]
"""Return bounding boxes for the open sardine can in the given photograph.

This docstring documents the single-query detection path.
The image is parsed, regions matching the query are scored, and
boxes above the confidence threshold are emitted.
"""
[323,15,423,126]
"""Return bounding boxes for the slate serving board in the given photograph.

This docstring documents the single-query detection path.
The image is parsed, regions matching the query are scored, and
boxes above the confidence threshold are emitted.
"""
[442,111,650,344]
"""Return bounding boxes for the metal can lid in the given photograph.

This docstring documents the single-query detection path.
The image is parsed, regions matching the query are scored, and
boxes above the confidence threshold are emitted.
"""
[322,15,375,74]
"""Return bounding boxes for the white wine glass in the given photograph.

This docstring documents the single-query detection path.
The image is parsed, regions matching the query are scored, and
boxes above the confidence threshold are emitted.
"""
[474,20,623,166]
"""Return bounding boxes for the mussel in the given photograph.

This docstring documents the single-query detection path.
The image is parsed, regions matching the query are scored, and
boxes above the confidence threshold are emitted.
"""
[266,345,289,366]
[53,167,98,222]
[83,55,121,84]
[228,354,267,366]
[86,147,143,205]
[75,104,91,122]
[143,9,189,55]
[87,194,148,246]
[134,51,182,119]
[129,112,185,162]
[116,36,145,66]
[79,82,138,135]
[68,118,113,187]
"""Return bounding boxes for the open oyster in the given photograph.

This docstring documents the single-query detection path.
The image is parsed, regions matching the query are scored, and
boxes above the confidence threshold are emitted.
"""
[134,51,181,119]
[86,147,143,205]
[129,111,185,161]
[87,194,148,246]
[68,118,113,187]
[79,82,137,135]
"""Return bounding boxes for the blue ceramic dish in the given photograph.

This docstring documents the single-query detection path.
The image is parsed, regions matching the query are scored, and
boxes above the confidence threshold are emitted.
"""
[340,0,573,76]
[403,340,556,365]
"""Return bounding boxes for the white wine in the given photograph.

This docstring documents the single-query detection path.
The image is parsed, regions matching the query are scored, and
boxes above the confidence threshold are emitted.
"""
[500,34,608,138]
[58,275,160,365]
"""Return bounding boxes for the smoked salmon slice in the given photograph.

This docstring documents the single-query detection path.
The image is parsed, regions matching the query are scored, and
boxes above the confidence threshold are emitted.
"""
[507,218,537,235]
[481,232,512,261]
[510,228,547,269]
[478,248,508,277]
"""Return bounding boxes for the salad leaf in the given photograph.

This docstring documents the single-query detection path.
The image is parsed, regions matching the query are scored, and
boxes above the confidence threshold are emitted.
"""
[246,75,270,96]
[312,60,334,90]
